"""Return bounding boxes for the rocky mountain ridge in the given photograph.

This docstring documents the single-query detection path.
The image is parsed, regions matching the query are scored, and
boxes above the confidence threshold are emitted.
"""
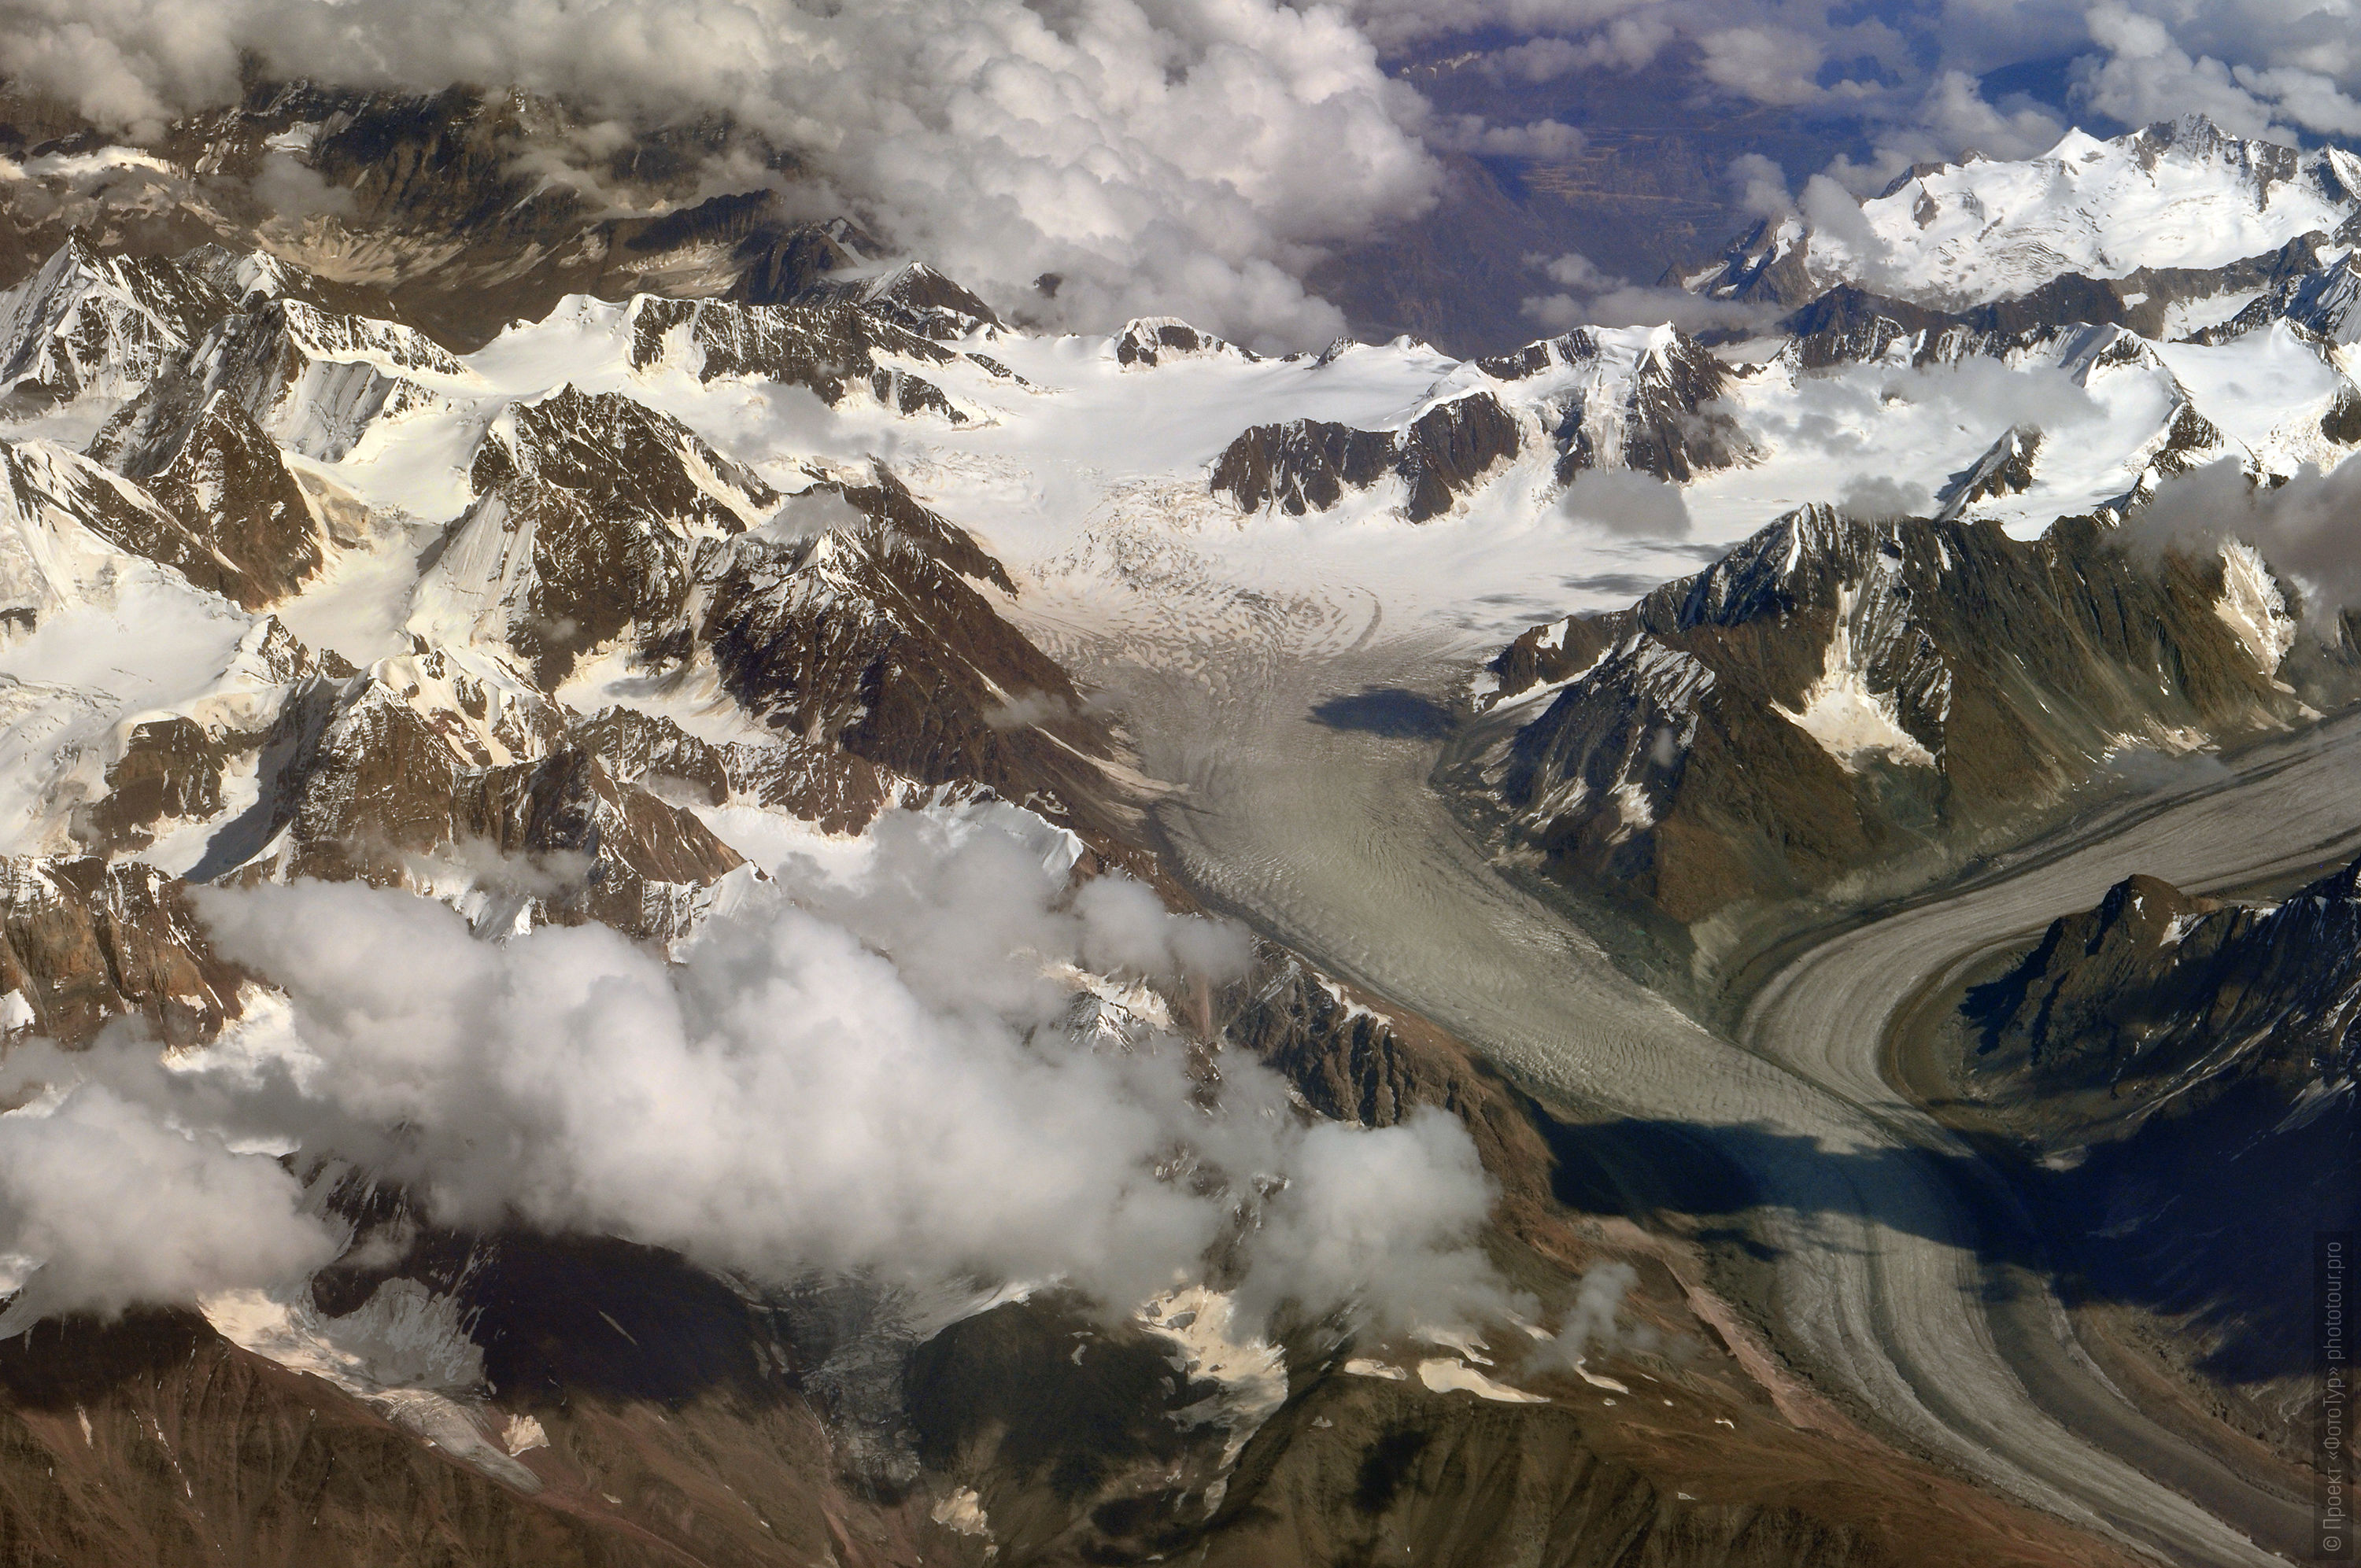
[1689,115,2361,314]
[1949,858,2361,1459]
[1461,505,2357,932]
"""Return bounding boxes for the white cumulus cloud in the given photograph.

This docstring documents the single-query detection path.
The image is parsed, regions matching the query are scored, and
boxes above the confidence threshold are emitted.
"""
[0,807,1513,1338]
[0,0,1446,350]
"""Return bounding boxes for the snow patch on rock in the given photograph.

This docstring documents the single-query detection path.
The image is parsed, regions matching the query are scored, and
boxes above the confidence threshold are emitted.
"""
[1139,1286,1288,1468]
[1416,1358,1548,1404]
[1773,585,1936,771]
[202,1278,541,1490]
[2214,540,2296,673]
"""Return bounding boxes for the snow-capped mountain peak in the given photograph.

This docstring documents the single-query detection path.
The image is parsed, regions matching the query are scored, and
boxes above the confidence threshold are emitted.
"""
[1694,114,2361,312]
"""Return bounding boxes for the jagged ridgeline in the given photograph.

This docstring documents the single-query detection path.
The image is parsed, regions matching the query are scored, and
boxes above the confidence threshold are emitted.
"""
[1944,858,2361,1464]
[1447,114,2361,938]
[1460,506,2360,931]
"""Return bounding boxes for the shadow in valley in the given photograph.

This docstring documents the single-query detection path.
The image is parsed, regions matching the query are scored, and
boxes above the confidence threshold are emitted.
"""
[1307,687,1457,740]
[1530,1098,2351,1384]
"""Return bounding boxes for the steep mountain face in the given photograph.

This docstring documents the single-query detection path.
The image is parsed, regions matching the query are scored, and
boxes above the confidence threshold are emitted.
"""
[1112,316,1251,369]
[1955,860,2361,1452]
[1460,506,2352,926]
[700,478,1117,822]
[1970,861,2361,1097]
[1211,390,1520,522]
[0,238,236,416]
[94,290,472,470]
[0,419,334,657]
[421,384,779,684]
[113,395,327,608]
[1211,324,1746,522]
[0,857,245,1046]
[1491,326,1748,485]
[2208,248,2361,345]
[228,647,748,940]
[1691,116,2361,312]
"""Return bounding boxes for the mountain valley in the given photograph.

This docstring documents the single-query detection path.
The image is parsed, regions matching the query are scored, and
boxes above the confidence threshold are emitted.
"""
[0,76,2352,1568]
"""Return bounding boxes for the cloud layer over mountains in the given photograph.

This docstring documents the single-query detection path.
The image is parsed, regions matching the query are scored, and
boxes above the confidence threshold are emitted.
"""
[0,809,1507,1336]
[5,0,2358,349]
[2,0,1440,349]
[2130,457,2361,621]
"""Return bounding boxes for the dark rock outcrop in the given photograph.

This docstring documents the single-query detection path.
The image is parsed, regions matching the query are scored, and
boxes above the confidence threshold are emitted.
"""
[434,384,779,684]
[1212,393,1518,522]
[223,651,742,941]
[1969,858,2361,1095]
[1462,506,2345,925]
[116,394,325,609]
[83,718,232,856]
[1114,316,1246,368]
[626,293,974,422]
[1936,425,2042,514]
[0,857,245,1045]
[1958,859,2361,1430]
[700,481,1113,824]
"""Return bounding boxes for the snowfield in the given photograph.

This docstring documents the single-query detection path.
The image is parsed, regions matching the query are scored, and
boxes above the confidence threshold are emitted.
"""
[0,183,2355,871]
[1725,117,2361,310]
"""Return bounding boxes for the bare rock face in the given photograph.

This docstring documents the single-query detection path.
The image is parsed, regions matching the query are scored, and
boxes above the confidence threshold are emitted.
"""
[571,707,731,806]
[454,743,748,940]
[1971,858,2361,1096]
[1210,326,1744,525]
[83,718,232,857]
[700,478,1112,824]
[1212,392,1520,522]
[205,647,741,942]
[1210,419,1401,515]
[1113,316,1251,368]
[1777,234,2333,371]
[427,384,779,685]
[626,293,976,422]
[125,393,326,609]
[0,857,244,1045]
[0,432,327,622]
[1464,506,2344,925]
[1778,285,1968,368]
[2198,246,2361,345]
[769,258,1003,341]
[1684,216,1823,309]
[1936,425,2042,514]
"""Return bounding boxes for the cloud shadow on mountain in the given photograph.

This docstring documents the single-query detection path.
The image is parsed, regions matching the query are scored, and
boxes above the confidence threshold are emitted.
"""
[1308,688,1457,740]
[1528,1099,2349,1385]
